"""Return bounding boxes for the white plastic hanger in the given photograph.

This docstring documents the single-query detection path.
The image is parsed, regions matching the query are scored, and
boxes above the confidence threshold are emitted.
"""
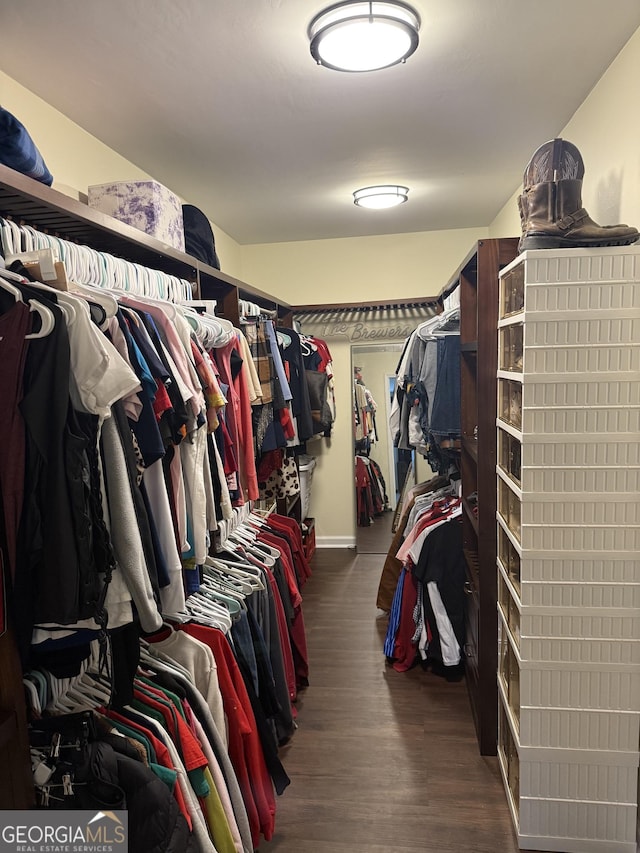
[69,281,119,319]
[23,677,42,715]
[186,593,234,631]
[205,555,265,591]
[204,559,255,596]
[0,269,55,339]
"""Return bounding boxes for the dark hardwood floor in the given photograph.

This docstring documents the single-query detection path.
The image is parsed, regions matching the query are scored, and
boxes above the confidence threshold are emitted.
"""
[355,509,395,554]
[260,547,533,853]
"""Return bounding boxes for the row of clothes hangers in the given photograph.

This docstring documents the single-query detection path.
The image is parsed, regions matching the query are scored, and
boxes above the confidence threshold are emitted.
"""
[416,304,460,340]
[181,300,237,349]
[1,255,238,353]
[238,298,277,320]
[186,507,281,630]
[0,265,55,338]
[24,641,113,717]
[413,283,461,340]
[1,216,194,302]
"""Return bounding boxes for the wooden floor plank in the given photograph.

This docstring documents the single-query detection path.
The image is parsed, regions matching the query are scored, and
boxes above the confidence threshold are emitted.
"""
[260,548,544,852]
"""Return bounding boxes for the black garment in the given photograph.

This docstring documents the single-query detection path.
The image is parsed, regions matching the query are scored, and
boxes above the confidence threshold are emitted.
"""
[229,346,243,381]
[30,638,92,678]
[80,740,191,853]
[130,308,189,447]
[2,284,82,660]
[206,433,225,522]
[270,557,295,624]
[182,203,221,270]
[64,406,103,619]
[280,330,314,442]
[9,277,112,633]
[110,400,162,607]
[414,519,466,664]
[115,310,165,466]
[369,458,389,510]
[232,639,291,796]
[304,369,331,435]
[30,711,189,853]
[76,411,119,598]
[246,604,295,745]
[110,621,142,709]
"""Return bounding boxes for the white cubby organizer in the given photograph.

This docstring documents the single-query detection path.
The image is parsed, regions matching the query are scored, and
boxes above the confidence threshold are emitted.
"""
[495,246,640,853]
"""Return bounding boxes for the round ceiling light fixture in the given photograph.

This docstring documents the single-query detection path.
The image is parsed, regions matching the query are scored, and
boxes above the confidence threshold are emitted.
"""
[308,1,420,72]
[353,185,409,209]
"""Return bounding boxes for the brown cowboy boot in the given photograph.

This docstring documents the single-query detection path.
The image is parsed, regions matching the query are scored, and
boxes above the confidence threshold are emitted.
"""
[518,139,639,252]
[523,137,584,186]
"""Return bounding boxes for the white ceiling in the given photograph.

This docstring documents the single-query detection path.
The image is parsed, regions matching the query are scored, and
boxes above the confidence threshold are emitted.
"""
[1,1,640,245]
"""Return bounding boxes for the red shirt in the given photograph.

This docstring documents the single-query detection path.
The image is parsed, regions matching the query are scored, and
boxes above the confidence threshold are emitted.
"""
[268,514,312,585]
[257,531,309,688]
[180,624,276,847]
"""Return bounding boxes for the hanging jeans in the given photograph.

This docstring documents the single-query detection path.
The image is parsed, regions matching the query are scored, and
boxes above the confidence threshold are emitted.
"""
[429,335,461,439]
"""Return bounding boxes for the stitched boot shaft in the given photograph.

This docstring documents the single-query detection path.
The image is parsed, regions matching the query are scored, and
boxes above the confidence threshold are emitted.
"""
[523,138,585,186]
[519,178,639,251]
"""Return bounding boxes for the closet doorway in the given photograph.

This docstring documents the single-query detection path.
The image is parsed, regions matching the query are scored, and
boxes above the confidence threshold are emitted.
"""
[352,342,407,554]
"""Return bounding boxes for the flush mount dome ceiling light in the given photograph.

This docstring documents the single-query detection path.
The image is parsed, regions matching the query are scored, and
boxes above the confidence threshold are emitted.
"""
[308,1,420,72]
[353,185,409,208]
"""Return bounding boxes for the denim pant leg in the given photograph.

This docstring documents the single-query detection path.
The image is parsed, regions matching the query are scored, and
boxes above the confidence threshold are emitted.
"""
[419,339,439,429]
[429,335,461,437]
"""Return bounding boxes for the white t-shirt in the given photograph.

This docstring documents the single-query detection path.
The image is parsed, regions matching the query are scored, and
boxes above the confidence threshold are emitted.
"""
[58,292,141,419]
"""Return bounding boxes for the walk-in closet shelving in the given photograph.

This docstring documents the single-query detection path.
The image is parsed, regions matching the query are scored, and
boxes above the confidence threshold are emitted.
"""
[0,163,294,809]
[495,246,640,853]
[454,237,519,755]
[0,163,292,325]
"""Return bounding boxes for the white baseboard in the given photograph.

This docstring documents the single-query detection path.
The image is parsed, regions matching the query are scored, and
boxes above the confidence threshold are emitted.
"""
[316,535,357,549]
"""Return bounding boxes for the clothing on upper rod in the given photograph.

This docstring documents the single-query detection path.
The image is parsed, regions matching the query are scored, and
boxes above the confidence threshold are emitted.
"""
[1,259,288,643]
[0,218,331,848]
[238,298,277,320]
[353,367,378,448]
[389,291,461,475]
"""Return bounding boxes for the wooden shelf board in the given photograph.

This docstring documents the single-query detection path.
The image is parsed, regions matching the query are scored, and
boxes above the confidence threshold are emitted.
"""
[463,547,480,578]
[463,499,479,534]
[0,163,290,309]
[462,436,479,462]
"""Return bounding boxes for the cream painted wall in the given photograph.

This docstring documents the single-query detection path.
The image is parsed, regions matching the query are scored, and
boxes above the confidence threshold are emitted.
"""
[489,26,640,239]
[240,227,488,305]
[556,25,640,233]
[0,71,243,278]
[488,186,521,239]
[0,70,153,194]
